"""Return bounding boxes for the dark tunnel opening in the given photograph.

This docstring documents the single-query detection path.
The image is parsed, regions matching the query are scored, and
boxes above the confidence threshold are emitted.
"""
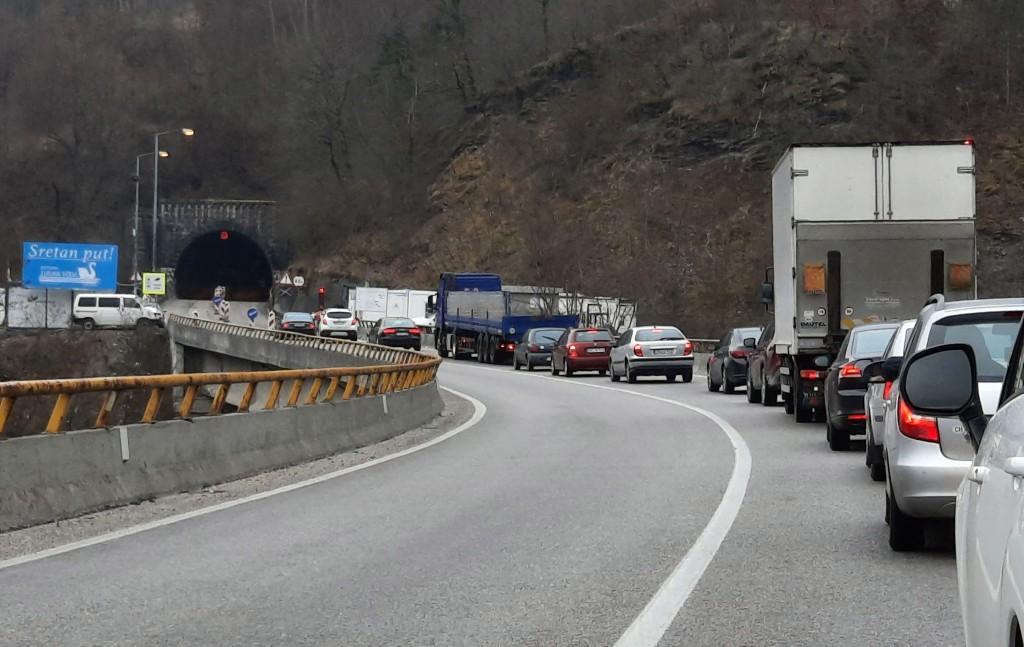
[175,230,273,301]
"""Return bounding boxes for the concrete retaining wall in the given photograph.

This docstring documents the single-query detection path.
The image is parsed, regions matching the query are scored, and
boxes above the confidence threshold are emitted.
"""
[0,384,443,531]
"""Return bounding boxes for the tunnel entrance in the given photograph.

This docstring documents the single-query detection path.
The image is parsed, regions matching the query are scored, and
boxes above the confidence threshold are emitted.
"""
[175,230,274,301]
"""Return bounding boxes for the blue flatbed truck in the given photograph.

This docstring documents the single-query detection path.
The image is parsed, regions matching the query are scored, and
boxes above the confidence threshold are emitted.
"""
[432,272,579,363]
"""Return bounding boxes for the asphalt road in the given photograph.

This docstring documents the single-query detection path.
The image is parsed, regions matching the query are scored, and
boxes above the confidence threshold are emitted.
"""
[0,360,961,646]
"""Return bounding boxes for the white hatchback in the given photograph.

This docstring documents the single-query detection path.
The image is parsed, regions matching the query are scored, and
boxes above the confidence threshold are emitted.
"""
[316,308,359,340]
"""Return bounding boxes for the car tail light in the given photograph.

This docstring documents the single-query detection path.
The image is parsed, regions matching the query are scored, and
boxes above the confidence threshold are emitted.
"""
[847,413,867,421]
[569,344,578,358]
[799,369,822,380]
[883,381,894,399]
[351,318,358,325]
[683,341,693,355]
[382,327,396,335]
[729,349,746,359]
[529,344,540,352]
[633,344,644,357]
[410,328,422,335]
[897,398,939,443]
[839,363,862,378]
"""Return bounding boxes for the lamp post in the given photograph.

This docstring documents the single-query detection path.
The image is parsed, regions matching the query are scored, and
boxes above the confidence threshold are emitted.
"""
[151,128,195,272]
[133,151,168,294]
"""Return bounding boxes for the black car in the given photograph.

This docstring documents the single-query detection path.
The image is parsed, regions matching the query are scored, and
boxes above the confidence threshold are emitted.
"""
[707,326,763,394]
[512,327,566,371]
[369,317,422,350]
[822,322,900,451]
[279,312,316,335]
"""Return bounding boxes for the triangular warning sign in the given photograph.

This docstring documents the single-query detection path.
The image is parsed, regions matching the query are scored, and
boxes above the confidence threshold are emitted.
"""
[131,272,142,281]
[278,272,293,286]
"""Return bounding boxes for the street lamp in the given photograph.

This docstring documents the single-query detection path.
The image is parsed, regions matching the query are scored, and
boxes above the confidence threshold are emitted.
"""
[132,150,169,294]
[151,127,195,271]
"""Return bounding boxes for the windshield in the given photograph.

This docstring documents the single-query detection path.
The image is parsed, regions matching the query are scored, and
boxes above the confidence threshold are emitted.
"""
[926,312,1023,382]
[636,328,685,342]
[326,310,352,320]
[850,327,898,359]
[574,330,613,342]
[530,328,563,344]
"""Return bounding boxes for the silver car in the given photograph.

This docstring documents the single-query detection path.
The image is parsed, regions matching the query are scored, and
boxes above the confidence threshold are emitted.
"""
[864,319,915,482]
[609,326,694,383]
[883,296,1024,551]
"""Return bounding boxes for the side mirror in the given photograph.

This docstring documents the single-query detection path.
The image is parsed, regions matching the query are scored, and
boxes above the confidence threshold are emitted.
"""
[863,360,884,382]
[760,282,774,304]
[812,354,831,369]
[880,356,903,382]
[743,337,757,349]
[426,295,436,315]
[901,343,987,450]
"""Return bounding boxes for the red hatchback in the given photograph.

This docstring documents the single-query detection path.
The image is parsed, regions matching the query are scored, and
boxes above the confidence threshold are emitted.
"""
[551,328,614,377]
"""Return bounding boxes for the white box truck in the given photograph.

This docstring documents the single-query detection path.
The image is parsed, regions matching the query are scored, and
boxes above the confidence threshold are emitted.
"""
[766,141,977,422]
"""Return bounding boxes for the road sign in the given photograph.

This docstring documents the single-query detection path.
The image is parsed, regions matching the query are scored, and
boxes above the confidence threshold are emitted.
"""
[247,307,259,323]
[278,272,293,286]
[293,275,306,288]
[142,272,166,296]
[22,242,118,291]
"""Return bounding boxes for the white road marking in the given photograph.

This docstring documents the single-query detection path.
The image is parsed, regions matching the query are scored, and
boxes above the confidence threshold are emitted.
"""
[0,387,486,572]
[449,361,751,647]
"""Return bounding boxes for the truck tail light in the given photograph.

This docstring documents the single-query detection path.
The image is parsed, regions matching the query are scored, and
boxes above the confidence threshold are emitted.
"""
[883,381,893,399]
[799,369,822,380]
[633,344,644,357]
[729,349,747,359]
[839,363,862,378]
[683,341,693,355]
[897,398,939,443]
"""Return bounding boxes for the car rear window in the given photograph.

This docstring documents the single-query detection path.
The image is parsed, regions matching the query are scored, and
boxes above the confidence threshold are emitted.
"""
[530,329,563,343]
[326,310,352,319]
[850,327,898,359]
[885,324,915,359]
[574,330,612,342]
[635,328,685,342]
[926,312,1023,382]
[283,313,313,322]
[382,318,415,328]
[732,327,762,344]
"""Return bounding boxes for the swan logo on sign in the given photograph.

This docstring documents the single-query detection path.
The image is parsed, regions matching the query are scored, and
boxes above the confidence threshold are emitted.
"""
[22,242,118,291]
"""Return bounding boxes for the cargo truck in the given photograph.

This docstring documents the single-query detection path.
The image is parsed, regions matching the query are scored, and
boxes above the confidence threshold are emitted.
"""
[764,141,977,423]
[432,273,579,363]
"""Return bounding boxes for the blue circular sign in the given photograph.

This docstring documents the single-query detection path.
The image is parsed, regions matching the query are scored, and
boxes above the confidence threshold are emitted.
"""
[247,308,259,322]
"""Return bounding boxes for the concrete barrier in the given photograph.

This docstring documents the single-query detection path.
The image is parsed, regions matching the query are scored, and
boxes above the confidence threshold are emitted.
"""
[0,384,443,531]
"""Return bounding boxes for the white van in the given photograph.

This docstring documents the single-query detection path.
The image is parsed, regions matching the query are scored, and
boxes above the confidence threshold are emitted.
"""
[73,293,164,330]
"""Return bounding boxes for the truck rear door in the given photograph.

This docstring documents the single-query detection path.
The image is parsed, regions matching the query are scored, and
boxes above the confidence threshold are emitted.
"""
[883,143,975,221]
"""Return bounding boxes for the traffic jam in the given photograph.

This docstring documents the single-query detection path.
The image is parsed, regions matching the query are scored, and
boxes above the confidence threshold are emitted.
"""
[432,141,1024,646]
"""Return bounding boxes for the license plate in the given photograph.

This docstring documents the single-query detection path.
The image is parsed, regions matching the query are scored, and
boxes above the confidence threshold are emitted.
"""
[654,349,673,356]
[396,332,408,336]
[587,348,605,354]
[542,357,551,362]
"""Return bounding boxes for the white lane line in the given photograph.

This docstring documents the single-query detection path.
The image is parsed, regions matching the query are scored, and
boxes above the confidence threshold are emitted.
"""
[0,387,487,572]
[448,361,751,647]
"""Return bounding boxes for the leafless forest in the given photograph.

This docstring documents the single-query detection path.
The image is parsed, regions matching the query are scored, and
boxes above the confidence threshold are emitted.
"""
[2,0,1024,333]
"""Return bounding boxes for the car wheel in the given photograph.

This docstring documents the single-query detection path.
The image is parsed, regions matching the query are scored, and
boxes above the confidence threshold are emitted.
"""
[761,371,777,406]
[666,374,676,382]
[827,419,850,451]
[513,354,521,371]
[681,368,693,383]
[888,489,925,551]
[599,369,607,377]
[551,358,560,376]
[564,360,574,377]
[706,366,719,392]
[723,374,735,394]
[870,461,886,482]
[626,361,637,384]
[526,355,535,372]
[746,371,760,403]
[610,361,620,382]
[82,318,96,331]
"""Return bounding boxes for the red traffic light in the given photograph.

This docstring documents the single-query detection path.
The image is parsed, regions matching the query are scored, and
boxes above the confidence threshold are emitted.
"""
[219,230,230,240]
[318,287,326,296]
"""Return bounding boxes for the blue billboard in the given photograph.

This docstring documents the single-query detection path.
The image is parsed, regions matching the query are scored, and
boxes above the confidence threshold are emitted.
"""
[22,242,119,291]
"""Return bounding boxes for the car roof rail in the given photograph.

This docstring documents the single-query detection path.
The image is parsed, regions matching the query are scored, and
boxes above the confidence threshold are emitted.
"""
[924,293,946,309]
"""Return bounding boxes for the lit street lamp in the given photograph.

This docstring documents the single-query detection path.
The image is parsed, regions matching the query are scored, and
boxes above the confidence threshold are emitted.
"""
[151,128,195,271]
[132,150,169,294]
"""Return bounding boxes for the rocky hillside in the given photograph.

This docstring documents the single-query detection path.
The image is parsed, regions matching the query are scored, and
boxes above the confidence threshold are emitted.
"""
[314,8,1024,336]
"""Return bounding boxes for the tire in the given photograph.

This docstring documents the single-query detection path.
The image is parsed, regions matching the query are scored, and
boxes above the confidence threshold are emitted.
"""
[513,354,521,371]
[610,362,621,382]
[795,402,814,423]
[707,367,719,392]
[564,360,574,378]
[82,318,95,331]
[888,489,926,551]
[746,371,760,403]
[682,368,693,383]
[526,357,535,372]
[488,337,498,364]
[599,370,607,377]
[476,337,486,363]
[870,461,886,482]
[827,419,850,451]
[666,374,677,382]
[723,374,735,394]
[551,358,560,376]
[761,371,777,407]
[626,361,637,384]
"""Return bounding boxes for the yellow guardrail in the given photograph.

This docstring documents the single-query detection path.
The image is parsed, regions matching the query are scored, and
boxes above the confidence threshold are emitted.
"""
[0,314,440,438]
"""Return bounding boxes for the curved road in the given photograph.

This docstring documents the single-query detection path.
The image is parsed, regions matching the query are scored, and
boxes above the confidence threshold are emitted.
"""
[0,360,961,646]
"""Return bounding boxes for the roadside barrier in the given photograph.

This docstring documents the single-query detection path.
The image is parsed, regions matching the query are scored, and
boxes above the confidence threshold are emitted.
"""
[0,314,439,438]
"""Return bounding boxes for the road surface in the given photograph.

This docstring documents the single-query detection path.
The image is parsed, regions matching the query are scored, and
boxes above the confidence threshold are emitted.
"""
[0,361,961,646]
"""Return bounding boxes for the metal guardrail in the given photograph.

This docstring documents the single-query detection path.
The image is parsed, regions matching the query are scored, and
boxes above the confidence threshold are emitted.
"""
[0,314,440,438]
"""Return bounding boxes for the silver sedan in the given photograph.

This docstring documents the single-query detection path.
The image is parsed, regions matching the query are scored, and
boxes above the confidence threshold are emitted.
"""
[609,326,694,383]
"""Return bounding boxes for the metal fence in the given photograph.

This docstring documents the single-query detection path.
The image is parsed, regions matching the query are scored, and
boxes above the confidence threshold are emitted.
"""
[0,314,440,438]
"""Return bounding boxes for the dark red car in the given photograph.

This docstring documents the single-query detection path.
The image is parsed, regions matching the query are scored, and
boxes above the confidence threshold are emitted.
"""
[551,328,614,377]
[746,320,783,406]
